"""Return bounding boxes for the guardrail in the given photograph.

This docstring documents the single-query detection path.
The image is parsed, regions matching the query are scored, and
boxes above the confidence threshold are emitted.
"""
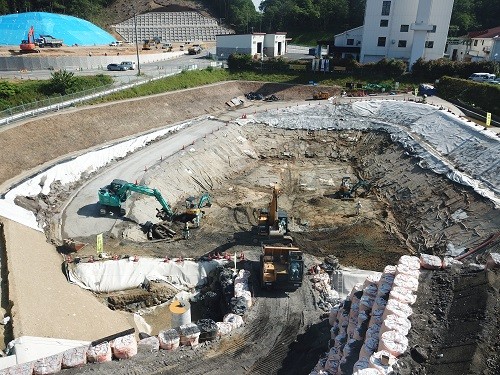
[0,62,223,127]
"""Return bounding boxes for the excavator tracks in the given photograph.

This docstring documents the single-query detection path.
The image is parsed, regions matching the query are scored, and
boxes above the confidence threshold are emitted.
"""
[62,272,316,375]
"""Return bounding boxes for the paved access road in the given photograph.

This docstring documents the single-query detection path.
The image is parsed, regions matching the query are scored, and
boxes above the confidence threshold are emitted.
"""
[61,117,225,239]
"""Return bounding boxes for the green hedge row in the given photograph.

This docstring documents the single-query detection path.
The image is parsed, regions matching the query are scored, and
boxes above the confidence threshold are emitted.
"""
[436,76,500,115]
[412,58,497,81]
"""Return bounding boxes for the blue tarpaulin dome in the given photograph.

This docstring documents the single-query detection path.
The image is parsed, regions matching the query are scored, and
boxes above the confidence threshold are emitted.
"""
[0,12,116,46]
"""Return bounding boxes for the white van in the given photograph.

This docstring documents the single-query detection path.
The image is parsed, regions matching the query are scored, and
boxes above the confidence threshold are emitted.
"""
[468,73,496,82]
[120,61,136,70]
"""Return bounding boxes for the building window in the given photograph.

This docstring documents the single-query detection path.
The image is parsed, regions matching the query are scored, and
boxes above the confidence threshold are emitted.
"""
[380,19,389,27]
[430,25,436,33]
[474,40,478,46]
[398,40,407,47]
[400,24,409,32]
[378,37,386,47]
[381,1,391,16]
[347,39,354,45]
[425,41,434,48]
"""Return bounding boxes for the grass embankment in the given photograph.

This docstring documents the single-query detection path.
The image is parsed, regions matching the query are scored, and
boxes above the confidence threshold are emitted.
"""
[1,68,417,111]
[95,68,417,103]
[0,74,112,112]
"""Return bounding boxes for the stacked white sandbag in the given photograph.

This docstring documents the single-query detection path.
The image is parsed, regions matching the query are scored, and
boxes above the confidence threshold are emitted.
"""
[4,362,34,374]
[178,323,201,347]
[420,254,442,270]
[380,314,411,336]
[389,286,417,305]
[398,255,420,270]
[138,336,160,351]
[61,346,88,369]
[392,273,419,292]
[158,328,180,350]
[359,336,380,360]
[353,357,370,373]
[442,257,463,269]
[329,303,342,326]
[33,353,63,375]
[377,330,409,357]
[368,350,397,374]
[382,297,413,320]
[87,342,112,363]
[234,269,252,308]
[215,321,233,336]
[112,334,138,359]
[354,311,370,341]
[324,355,341,375]
[346,284,363,338]
[223,313,244,329]
[353,368,383,375]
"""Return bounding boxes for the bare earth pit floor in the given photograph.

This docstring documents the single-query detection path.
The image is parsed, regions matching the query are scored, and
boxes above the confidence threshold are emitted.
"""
[31,124,500,374]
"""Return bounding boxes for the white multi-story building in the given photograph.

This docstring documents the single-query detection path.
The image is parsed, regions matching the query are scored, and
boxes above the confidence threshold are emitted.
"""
[330,0,454,69]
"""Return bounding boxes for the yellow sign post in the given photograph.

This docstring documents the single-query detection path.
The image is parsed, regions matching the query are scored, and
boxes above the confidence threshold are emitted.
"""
[486,112,491,127]
[96,233,103,255]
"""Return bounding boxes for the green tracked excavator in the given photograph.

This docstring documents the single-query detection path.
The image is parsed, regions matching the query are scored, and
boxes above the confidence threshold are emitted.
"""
[97,179,174,221]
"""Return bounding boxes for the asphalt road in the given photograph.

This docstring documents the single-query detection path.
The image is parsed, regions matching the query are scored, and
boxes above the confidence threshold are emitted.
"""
[61,117,225,239]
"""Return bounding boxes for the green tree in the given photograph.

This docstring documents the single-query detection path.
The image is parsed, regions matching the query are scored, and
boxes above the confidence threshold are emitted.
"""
[47,70,76,95]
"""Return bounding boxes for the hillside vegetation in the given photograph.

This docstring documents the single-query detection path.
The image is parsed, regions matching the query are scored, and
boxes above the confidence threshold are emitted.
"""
[0,0,498,38]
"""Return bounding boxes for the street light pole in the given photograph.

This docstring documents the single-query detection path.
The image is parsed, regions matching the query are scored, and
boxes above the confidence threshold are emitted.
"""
[133,10,141,76]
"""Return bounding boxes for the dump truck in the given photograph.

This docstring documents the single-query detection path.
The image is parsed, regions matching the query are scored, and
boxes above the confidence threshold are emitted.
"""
[36,35,63,47]
[260,244,304,289]
[188,45,202,55]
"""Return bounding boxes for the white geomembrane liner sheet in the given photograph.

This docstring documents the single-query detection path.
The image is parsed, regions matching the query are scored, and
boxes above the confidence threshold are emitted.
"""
[252,100,500,207]
[0,121,191,231]
[68,258,226,293]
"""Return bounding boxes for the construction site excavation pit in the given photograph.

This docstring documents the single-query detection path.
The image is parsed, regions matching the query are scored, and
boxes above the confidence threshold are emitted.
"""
[0,94,499,375]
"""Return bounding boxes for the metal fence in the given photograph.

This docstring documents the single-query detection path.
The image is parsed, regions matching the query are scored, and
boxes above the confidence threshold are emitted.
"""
[0,61,223,127]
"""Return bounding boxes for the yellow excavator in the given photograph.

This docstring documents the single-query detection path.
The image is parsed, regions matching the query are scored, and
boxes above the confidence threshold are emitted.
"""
[183,192,212,228]
[257,185,290,238]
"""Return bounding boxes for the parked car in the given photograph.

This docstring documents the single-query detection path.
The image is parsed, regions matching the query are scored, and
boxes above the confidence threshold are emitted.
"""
[485,78,500,85]
[468,73,496,82]
[120,61,136,70]
[107,63,127,71]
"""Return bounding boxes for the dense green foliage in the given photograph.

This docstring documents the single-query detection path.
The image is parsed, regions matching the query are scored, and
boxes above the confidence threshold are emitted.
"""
[0,73,112,111]
[412,58,498,81]
[0,0,112,25]
[1,0,498,39]
[449,0,500,37]
[437,76,500,115]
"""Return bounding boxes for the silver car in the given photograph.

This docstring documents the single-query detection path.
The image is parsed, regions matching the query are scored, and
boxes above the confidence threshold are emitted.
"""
[107,63,127,71]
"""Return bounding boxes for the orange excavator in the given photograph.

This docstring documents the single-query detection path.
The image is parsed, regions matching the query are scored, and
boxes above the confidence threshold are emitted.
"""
[20,26,39,53]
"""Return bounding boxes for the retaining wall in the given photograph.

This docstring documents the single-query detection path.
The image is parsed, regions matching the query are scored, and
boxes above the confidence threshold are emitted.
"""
[0,51,185,71]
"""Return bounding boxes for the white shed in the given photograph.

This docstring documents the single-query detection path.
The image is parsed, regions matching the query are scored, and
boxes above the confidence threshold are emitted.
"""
[216,32,287,59]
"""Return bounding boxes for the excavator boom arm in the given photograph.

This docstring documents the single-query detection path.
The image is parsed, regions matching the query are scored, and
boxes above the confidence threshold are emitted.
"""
[117,183,174,217]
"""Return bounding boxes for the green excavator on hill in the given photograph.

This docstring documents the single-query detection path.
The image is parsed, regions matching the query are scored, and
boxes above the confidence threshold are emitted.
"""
[336,177,371,200]
[183,192,212,228]
[97,179,174,221]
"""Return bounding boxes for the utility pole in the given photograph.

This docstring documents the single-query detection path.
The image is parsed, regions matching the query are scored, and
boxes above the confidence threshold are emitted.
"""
[133,4,141,76]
